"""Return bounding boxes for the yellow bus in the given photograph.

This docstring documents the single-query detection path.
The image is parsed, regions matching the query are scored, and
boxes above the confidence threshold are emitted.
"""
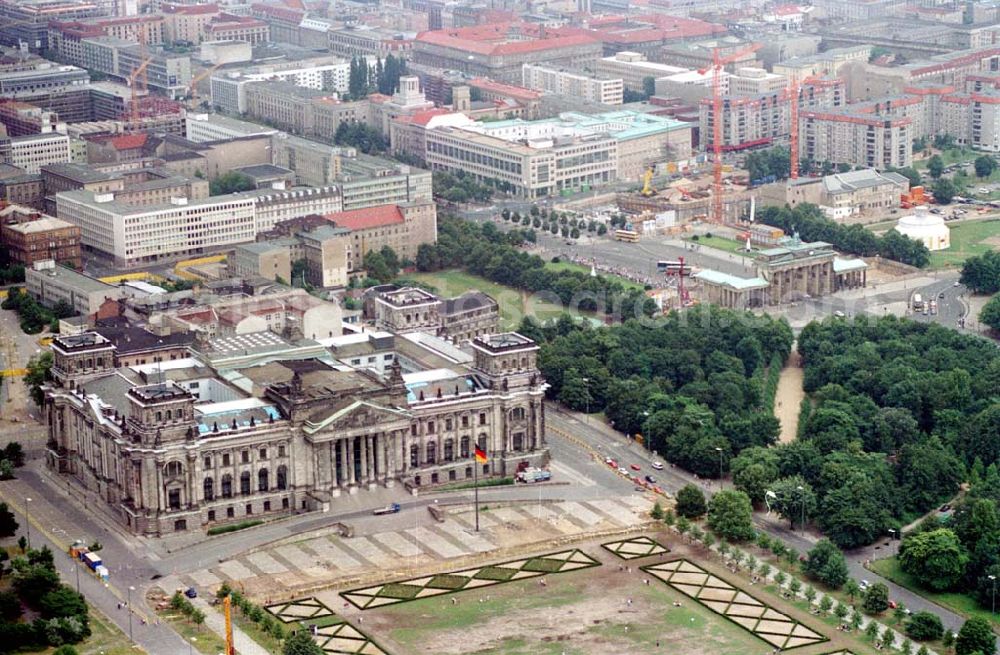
[614,229,639,242]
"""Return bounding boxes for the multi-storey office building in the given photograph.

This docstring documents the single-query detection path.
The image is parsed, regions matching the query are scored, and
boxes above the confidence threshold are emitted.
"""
[521,63,623,105]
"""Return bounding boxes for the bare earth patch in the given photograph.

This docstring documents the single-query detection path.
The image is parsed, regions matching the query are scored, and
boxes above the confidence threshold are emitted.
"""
[774,349,805,443]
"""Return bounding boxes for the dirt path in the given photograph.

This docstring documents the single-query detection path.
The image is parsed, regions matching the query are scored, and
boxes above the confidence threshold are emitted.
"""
[774,348,805,443]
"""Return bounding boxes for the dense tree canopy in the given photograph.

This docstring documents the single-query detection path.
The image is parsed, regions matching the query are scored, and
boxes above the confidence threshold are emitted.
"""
[961,250,1000,294]
[899,528,968,591]
[956,617,997,655]
[803,539,849,589]
[759,204,929,267]
[707,490,756,542]
[417,217,656,321]
[792,316,987,547]
[527,303,792,477]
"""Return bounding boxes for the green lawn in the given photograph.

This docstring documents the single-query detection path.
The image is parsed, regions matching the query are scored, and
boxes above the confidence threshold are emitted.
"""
[870,557,1000,632]
[689,235,752,255]
[374,570,769,655]
[405,270,577,329]
[913,147,977,170]
[927,218,1000,268]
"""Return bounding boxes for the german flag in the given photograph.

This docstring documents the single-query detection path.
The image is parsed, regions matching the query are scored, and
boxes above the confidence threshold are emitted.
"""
[474,446,488,464]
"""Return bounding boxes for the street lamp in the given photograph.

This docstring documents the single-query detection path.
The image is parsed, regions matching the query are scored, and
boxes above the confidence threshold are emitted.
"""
[581,377,591,423]
[642,411,650,451]
[715,447,724,486]
[888,528,896,543]
[989,574,997,615]
[796,485,805,533]
[127,585,135,642]
[189,637,197,655]
[24,497,31,550]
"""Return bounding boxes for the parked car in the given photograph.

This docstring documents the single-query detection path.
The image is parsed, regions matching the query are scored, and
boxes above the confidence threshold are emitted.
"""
[618,467,629,476]
[184,587,197,599]
[645,475,657,484]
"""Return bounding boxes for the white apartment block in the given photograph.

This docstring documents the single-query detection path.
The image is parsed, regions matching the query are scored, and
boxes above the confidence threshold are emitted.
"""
[8,133,71,173]
[596,52,688,92]
[55,185,344,267]
[800,111,912,169]
[521,63,623,105]
[56,191,257,268]
[185,113,278,142]
[940,90,1000,152]
[210,61,350,114]
[729,67,788,96]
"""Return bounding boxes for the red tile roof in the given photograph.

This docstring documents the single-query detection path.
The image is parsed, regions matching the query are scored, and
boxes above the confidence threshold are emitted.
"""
[407,108,455,126]
[324,205,404,231]
[415,21,599,57]
[104,133,149,151]
[468,78,541,100]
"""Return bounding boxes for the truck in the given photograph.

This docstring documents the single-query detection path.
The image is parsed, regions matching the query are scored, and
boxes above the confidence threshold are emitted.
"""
[517,467,552,483]
[912,293,924,311]
[82,551,102,572]
[373,503,401,515]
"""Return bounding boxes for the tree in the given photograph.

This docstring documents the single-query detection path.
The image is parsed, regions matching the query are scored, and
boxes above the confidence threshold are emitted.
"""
[961,250,1000,294]
[976,155,998,179]
[906,611,945,641]
[0,502,18,537]
[732,447,779,506]
[558,369,592,413]
[283,629,325,655]
[209,171,255,196]
[956,616,997,655]
[769,476,817,529]
[803,538,849,589]
[641,76,656,98]
[24,351,53,407]
[932,178,957,204]
[928,155,944,179]
[40,587,86,619]
[333,121,387,154]
[675,484,707,519]
[707,490,755,542]
[899,528,968,591]
[981,295,1000,332]
[862,582,890,615]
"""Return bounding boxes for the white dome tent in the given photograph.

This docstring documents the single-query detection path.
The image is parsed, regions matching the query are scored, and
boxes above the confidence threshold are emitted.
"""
[894,206,950,251]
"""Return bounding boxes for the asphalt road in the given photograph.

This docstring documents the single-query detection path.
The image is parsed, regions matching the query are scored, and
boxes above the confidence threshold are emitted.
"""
[908,278,969,329]
[545,404,968,634]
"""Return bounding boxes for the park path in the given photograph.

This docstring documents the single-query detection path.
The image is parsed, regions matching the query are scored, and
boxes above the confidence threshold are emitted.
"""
[774,348,805,443]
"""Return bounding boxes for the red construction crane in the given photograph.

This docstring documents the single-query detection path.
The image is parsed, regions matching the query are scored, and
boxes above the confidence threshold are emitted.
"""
[701,43,762,223]
[788,74,823,180]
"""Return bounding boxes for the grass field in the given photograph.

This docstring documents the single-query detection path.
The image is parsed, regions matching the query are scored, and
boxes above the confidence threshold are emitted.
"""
[404,270,579,329]
[913,147,977,170]
[689,235,752,255]
[928,218,1000,267]
[870,557,1000,632]
[365,560,771,655]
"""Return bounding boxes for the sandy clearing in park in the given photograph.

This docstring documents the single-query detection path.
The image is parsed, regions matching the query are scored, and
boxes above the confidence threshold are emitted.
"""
[774,349,805,444]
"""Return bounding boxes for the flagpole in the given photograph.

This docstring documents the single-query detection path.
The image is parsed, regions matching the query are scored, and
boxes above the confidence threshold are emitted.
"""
[474,454,480,532]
